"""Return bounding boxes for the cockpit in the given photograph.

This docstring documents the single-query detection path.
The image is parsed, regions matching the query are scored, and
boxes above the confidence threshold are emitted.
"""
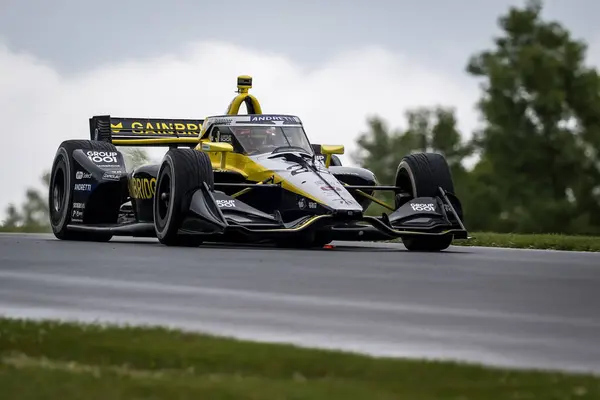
[211,124,314,156]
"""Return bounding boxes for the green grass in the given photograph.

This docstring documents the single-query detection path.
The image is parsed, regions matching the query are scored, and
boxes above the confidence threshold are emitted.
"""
[3,225,600,252]
[1,318,599,399]
[449,232,600,252]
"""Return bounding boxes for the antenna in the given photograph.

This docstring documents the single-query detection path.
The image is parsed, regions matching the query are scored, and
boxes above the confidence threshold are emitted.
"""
[236,75,252,94]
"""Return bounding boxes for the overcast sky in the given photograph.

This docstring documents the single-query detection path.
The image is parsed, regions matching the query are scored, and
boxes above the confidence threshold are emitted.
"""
[1,0,599,213]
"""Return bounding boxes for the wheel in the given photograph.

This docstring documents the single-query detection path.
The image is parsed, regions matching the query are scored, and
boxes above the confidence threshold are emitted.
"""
[394,152,456,205]
[153,148,214,247]
[48,140,115,242]
[394,152,461,252]
[401,234,453,252]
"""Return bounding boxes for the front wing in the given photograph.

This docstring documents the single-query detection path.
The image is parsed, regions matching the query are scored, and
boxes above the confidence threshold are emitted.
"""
[65,182,468,243]
[177,184,469,243]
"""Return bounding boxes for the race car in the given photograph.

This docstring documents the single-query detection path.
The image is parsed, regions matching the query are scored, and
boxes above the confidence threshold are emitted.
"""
[48,75,468,251]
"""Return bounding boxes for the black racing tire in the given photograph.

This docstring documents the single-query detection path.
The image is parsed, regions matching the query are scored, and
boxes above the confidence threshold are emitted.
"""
[49,140,115,242]
[330,155,342,166]
[394,152,460,252]
[153,148,214,247]
[394,152,454,204]
[401,234,453,252]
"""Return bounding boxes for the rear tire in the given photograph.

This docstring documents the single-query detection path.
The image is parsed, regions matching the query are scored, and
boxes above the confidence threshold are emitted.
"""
[394,152,459,252]
[153,149,214,247]
[48,140,115,242]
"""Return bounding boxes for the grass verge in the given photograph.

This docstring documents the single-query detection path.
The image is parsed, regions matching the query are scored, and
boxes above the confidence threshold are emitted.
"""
[449,232,600,252]
[3,226,600,252]
[1,317,599,399]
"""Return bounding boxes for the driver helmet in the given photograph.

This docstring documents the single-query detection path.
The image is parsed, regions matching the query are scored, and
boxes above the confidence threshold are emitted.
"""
[234,126,277,149]
[263,126,277,143]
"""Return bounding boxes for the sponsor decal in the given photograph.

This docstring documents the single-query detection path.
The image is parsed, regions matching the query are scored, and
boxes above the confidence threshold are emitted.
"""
[129,177,156,199]
[297,199,317,210]
[410,203,435,212]
[87,151,118,164]
[102,172,122,181]
[286,162,331,177]
[74,183,92,191]
[75,171,92,180]
[250,115,297,122]
[212,118,233,125]
[320,185,344,192]
[73,202,85,209]
[216,199,236,208]
[220,134,232,143]
[298,198,306,209]
[72,209,84,219]
[111,121,200,136]
[287,164,330,176]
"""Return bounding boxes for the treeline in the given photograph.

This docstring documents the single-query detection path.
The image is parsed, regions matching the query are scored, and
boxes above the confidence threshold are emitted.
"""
[2,0,599,235]
[354,0,600,235]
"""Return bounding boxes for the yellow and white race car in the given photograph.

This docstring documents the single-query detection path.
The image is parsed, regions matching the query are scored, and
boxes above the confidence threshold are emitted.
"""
[48,75,468,251]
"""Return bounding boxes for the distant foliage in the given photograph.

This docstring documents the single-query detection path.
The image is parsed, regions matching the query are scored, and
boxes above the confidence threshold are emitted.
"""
[463,0,600,234]
[1,172,51,232]
[122,147,151,171]
[354,0,600,234]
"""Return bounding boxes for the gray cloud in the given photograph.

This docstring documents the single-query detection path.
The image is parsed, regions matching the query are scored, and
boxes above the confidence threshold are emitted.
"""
[3,0,597,75]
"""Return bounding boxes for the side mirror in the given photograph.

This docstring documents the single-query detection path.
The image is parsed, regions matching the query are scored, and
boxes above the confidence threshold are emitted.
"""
[201,142,233,169]
[320,145,344,168]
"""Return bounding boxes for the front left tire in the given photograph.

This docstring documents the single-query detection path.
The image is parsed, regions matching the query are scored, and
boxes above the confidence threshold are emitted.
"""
[153,148,214,247]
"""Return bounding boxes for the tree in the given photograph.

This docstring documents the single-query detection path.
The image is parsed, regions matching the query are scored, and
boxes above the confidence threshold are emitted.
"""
[1,172,51,232]
[2,204,22,228]
[466,0,600,234]
[122,147,151,171]
[402,107,474,186]
[352,116,415,188]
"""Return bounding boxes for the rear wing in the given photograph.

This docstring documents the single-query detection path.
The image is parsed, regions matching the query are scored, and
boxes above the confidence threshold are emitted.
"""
[89,115,204,147]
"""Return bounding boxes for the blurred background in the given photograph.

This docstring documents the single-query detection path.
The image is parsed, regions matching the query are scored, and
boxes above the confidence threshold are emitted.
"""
[1,0,599,235]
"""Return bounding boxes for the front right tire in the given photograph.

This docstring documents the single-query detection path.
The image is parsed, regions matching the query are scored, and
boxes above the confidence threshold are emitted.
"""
[153,148,214,247]
[394,152,460,252]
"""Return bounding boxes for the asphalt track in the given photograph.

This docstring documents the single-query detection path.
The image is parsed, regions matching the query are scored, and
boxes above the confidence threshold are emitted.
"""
[1,233,599,374]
